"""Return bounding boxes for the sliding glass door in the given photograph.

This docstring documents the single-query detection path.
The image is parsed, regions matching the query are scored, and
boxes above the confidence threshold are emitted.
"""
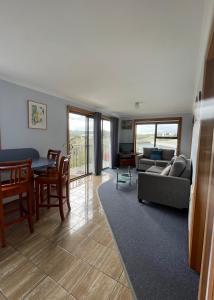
[68,112,94,179]
[88,118,94,173]
[102,119,111,169]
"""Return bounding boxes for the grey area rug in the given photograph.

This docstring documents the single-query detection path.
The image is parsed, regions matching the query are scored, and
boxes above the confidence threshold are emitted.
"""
[98,170,199,300]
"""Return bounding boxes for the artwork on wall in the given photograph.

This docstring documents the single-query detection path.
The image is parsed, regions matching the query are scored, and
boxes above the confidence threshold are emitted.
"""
[28,100,47,129]
[121,120,133,130]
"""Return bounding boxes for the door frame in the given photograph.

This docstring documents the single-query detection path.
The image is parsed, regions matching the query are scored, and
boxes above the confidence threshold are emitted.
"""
[188,18,214,299]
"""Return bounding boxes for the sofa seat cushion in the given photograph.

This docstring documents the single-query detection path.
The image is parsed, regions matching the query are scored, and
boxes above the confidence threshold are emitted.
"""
[146,166,164,174]
[139,158,155,166]
[169,156,186,177]
[155,160,169,167]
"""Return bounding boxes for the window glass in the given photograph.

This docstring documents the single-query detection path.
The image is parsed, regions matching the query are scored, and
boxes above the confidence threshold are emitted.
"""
[157,123,178,137]
[156,138,178,151]
[136,124,155,153]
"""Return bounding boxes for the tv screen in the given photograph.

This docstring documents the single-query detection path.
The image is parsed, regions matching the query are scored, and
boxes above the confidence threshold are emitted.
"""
[119,143,134,154]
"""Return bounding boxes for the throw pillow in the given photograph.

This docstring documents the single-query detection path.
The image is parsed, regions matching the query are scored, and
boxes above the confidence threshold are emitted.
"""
[169,157,186,177]
[143,147,156,158]
[150,149,162,160]
[160,165,171,176]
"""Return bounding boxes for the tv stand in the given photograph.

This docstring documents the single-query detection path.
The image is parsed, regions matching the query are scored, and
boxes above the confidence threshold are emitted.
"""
[118,153,135,167]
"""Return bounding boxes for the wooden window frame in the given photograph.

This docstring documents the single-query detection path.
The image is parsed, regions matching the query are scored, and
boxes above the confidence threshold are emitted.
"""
[67,105,95,117]
[133,117,182,154]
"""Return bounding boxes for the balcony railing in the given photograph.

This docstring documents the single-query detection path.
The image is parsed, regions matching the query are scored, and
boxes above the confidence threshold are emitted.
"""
[69,144,94,177]
[69,142,110,178]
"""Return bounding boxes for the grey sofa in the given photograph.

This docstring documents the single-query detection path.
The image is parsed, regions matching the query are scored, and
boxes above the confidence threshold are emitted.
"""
[138,155,192,209]
[135,147,175,171]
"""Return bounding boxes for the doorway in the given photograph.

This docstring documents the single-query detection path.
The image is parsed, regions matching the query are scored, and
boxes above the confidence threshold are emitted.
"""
[68,112,94,180]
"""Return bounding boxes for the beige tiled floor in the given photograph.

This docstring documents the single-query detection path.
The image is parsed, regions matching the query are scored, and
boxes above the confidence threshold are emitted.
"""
[0,173,134,300]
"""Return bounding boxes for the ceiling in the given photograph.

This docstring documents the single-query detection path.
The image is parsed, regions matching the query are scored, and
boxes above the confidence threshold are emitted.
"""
[0,0,206,116]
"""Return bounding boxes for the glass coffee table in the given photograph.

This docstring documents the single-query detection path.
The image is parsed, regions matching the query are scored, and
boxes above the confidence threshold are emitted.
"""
[116,166,135,189]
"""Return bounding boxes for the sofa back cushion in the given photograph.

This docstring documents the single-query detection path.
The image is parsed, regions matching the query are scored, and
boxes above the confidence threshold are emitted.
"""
[180,158,192,180]
[159,149,175,161]
[160,165,171,176]
[143,147,157,158]
[150,149,162,160]
[169,156,186,177]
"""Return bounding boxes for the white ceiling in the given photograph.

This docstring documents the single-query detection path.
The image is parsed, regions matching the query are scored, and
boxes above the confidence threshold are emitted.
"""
[0,0,206,116]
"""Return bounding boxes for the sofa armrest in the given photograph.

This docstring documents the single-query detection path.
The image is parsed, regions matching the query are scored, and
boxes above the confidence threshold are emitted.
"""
[135,154,144,167]
[138,172,190,209]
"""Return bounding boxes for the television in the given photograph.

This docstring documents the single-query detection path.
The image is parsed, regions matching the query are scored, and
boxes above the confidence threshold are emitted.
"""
[119,143,134,154]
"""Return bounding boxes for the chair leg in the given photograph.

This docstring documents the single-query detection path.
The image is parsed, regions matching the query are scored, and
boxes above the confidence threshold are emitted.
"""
[19,193,24,217]
[0,202,6,248]
[66,181,71,210]
[47,184,50,209]
[40,184,44,203]
[58,187,65,221]
[31,177,36,216]
[35,181,40,221]
[27,188,34,233]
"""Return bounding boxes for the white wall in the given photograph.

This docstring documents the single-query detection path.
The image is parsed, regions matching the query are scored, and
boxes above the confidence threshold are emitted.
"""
[0,79,95,156]
[119,113,193,157]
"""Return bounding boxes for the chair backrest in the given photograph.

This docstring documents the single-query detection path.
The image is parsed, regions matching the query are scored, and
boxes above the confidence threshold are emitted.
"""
[47,149,61,169]
[0,159,32,193]
[58,156,70,181]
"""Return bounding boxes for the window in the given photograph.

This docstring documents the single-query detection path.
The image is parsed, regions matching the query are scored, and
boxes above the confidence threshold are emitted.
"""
[135,118,181,154]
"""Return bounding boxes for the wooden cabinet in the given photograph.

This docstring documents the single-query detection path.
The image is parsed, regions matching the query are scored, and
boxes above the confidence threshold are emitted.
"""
[118,154,135,167]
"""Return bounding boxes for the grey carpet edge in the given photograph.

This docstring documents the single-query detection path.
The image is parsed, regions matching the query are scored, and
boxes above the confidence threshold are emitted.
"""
[97,170,198,300]
[96,173,137,300]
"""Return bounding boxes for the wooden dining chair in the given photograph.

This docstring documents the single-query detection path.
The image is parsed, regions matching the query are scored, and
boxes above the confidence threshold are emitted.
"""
[34,149,61,176]
[0,159,34,247]
[35,156,71,221]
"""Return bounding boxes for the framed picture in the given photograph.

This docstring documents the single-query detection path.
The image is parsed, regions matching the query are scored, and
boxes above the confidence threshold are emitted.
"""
[28,100,47,129]
[121,120,133,130]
